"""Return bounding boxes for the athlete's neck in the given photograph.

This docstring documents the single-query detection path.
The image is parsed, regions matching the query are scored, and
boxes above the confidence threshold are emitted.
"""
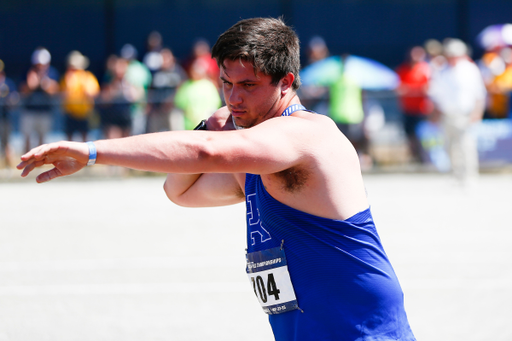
[276,93,302,117]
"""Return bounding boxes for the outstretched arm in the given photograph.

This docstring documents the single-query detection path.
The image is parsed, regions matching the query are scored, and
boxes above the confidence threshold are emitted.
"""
[17,129,228,183]
[17,107,246,207]
[17,141,90,183]
[18,113,316,182]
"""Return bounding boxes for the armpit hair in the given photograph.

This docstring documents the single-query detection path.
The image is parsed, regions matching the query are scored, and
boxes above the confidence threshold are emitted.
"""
[275,166,309,192]
[234,184,245,199]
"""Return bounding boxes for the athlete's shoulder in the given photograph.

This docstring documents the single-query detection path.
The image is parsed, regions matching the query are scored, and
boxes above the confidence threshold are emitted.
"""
[292,110,338,128]
[260,110,332,131]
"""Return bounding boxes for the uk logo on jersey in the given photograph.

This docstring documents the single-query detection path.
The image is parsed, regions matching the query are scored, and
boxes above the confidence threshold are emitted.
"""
[246,193,272,245]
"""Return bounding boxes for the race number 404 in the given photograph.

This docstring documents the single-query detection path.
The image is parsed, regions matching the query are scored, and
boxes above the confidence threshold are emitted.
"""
[246,247,298,315]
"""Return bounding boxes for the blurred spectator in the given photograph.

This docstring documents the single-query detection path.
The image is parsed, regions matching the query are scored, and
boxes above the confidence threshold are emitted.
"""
[396,46,433,163]
[478,49,505,86]
[99,56,143,139]
[120,44,152,135]
[328,55,371,169]
[428,39,486,186]
[143,31,164,74]
[146,48,187,133]
[300,36,330,113]
[184,38,220,88]
[478,47,512,119]
[424,39,443,60]
[174,58,221,130]
[0,60,19,168]
[424,39,446,75]
[60,51,100,141]
[493,48,512,117]
[307,36,329,64]
[102,54,118,85]
[19,47,59,153]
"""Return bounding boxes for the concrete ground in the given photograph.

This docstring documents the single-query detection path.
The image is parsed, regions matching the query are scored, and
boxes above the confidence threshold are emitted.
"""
[0,170,511,340]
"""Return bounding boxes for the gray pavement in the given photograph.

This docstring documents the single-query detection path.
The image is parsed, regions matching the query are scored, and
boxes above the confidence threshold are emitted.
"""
[0,171,511,340]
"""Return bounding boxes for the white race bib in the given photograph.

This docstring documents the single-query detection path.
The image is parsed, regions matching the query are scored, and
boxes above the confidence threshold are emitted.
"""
[246,246,298,315]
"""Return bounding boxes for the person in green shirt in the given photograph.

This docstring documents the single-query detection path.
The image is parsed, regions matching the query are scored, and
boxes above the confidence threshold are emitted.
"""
[328,57,370,167]
[174,59,222,130]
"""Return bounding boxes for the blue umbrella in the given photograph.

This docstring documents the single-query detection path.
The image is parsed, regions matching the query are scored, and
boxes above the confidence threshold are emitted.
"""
[300,55,399,90]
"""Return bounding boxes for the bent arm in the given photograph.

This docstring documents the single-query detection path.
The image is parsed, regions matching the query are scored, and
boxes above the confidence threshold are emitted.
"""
[163,106,240,207]
[164,172,244,207]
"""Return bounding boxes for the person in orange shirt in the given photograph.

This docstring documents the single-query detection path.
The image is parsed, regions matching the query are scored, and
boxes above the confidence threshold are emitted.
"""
[396,46,433,163]
[60,51,100,141]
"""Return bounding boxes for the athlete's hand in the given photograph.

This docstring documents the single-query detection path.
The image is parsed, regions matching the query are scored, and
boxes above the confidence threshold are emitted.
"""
[206,106,235,131]
[17,141,89,183]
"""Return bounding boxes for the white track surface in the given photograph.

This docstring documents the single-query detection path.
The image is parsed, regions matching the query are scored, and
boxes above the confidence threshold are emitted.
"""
[1,172,511,340]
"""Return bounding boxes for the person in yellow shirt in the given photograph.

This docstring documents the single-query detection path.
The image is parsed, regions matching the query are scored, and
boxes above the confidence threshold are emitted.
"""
[492,48,512,118]
[480,48,512,119]
[60,51,100,141]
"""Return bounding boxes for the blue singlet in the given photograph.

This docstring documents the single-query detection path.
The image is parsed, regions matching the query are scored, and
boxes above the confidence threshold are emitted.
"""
[244,105,416,340]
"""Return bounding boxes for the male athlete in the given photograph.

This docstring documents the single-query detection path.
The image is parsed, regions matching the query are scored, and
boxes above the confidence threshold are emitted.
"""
[18,17,415,340]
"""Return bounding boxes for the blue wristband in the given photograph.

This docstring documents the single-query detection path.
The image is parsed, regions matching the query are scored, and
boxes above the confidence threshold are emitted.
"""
[86,141,97,166]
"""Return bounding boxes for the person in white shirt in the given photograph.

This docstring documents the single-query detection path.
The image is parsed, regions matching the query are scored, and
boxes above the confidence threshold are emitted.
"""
[429,38,486,186]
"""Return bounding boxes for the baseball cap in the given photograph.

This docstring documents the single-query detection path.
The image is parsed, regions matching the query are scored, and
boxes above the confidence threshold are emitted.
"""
[443,39,467,58]
[67,50,89,70]
[31,48,51,65]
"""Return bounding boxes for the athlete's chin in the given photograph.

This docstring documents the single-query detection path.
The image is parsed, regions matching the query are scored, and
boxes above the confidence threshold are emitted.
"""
[230,110,260,128]
[233,117,251,129]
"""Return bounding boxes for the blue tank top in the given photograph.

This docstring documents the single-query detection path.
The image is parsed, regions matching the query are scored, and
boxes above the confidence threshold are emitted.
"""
[244,175,416,341]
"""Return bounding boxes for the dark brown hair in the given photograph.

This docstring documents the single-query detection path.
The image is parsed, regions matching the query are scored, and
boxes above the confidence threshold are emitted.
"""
[212,17,301,90]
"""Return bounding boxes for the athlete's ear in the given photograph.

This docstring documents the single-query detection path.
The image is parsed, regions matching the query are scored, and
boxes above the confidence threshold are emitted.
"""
[280,72,295,96]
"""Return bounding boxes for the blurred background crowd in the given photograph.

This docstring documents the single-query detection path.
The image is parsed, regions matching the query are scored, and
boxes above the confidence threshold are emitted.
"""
[298,29,512,186]
[0,11,511,185]
[0,33,223,162]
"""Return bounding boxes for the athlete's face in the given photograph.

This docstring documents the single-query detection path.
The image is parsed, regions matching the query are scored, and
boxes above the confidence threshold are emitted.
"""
[220,59,283,128]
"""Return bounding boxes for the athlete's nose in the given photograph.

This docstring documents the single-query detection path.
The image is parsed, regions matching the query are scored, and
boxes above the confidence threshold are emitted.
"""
[228,85,243,105]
